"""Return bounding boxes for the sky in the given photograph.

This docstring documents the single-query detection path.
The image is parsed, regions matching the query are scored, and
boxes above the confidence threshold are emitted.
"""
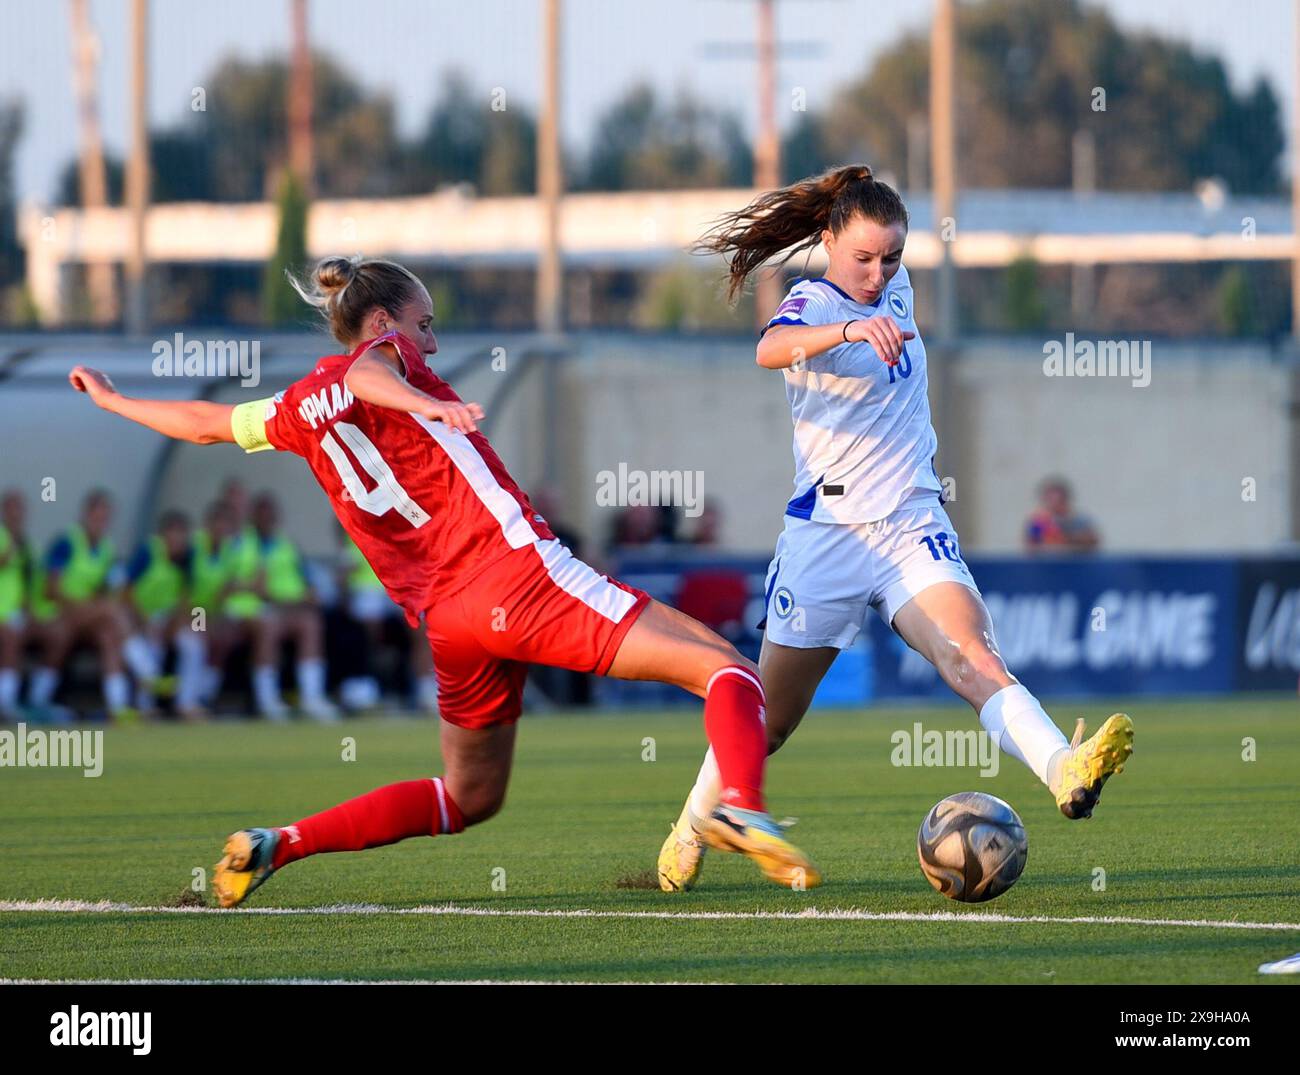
[0,0,1293,205]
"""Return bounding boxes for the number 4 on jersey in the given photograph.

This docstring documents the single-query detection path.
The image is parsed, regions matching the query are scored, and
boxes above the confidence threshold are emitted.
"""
[320,421,431,527]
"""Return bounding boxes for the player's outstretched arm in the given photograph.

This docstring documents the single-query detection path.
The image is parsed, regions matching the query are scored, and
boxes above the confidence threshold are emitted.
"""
[69,365,236,445]
[344,347,484,434]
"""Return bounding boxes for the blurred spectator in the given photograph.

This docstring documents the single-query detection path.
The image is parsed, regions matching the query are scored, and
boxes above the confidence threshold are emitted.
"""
[609,503,681,552]
[331,527,435,712]
[0,490,28,721]
[124,510,208,721]
[251,492,339,721]
[218,485,288,718]
[191,499,236,708]
[1024,477,1100,553]
[688,498,723,546]
[26,489,154,721]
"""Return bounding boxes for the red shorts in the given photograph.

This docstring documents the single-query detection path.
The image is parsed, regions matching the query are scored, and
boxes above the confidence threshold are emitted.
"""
[423,538,650,729]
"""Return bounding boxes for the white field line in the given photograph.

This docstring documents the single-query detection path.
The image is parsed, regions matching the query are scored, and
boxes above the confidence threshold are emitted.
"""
[2,899,1299,932]
[0,978,696,986]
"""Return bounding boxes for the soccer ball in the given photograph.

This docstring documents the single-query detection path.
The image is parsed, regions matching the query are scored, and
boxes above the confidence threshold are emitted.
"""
[917,792,1027,903]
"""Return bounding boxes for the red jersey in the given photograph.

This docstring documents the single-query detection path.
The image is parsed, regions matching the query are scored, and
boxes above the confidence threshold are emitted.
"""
[252,331,555,625]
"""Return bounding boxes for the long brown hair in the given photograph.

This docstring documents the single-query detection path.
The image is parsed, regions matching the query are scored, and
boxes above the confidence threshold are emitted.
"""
[287,255,424,346]
[695,164,910,302]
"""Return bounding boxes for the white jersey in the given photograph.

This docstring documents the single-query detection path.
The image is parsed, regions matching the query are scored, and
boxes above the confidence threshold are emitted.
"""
[762,264,943,524]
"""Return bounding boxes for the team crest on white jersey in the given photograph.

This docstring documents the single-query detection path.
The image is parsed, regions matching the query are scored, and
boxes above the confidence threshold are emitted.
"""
[773,587,796,618]
[888,292,908,319]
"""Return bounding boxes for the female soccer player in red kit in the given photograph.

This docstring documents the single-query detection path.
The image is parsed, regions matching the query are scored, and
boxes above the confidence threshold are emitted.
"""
[69,255,818,906]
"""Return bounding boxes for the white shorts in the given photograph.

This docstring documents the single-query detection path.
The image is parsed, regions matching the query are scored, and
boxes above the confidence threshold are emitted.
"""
[762,494,980,649]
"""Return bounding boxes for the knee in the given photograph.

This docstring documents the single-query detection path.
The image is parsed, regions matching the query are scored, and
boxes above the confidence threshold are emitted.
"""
[766,722,792,754]
[937,637,1007,692]
[455,784,508,827]
[706,648,759,684]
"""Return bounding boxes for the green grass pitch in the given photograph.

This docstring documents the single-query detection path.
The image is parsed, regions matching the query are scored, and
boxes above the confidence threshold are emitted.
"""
[1,696,1298,984]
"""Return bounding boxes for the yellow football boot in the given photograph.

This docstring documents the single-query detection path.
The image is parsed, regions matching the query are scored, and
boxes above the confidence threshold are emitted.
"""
[1051,714,1134,819]
[213,828,280,908]
[696,804,822,890]
[657,803,708,892]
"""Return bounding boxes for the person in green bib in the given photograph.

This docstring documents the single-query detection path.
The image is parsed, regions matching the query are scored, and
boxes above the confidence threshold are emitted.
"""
[210,480,294,720]
[250,491,338,722]
[124,510,208,721]
[27,489,150,722]
[0,489,30,721]
[189,498,239,711]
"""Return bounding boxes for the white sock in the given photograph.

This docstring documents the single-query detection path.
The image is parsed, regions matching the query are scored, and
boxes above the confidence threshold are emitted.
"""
[28,666,58,707]
[104,672,130,713]
[0,668,18,714]
[174,633,206,709]
[687,748,723,824]
[979,683,1069,787]
[296,658,326,703]
[122,634,160,681]
[253,665,282,712]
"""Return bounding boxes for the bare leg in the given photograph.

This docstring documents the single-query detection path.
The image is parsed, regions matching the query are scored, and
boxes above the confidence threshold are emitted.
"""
[757,636,839,753]
[890,582,1014,711]
[681,635,838,822]
[609,600,775,818]
[892,582,1068,785]
[606,599,754,696]
[439,720,516,826]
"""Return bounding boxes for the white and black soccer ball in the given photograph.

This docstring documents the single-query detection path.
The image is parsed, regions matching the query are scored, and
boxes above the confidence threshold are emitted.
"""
[917,792,1027,903]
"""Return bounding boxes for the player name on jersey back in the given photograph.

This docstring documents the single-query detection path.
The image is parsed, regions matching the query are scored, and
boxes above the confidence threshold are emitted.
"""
[256,331,554,624]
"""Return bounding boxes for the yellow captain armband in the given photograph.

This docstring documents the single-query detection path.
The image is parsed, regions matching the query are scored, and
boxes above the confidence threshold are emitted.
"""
[231,397,277,453]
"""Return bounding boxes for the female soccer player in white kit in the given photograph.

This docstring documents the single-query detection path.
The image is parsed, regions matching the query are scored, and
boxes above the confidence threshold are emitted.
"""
[657,164,1134,892]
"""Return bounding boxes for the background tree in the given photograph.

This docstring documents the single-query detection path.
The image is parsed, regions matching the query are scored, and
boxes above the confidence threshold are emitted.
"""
[408,71,539,195]
[262,170,309,326]
[795,0,1283,194]
[581,85,751,191]
[1004,256,1048,331]
[59,53,407,204]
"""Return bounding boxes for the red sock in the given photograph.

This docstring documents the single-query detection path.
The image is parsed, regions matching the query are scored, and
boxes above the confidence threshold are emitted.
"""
[271,777,464,869]
[703,665,767,813]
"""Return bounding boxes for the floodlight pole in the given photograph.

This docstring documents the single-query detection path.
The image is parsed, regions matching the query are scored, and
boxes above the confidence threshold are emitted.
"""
[124,0,150,336]
[1292,0,1300,342]
[536,0,563,338]
[288,0,314,196]
[68,0,116,325]
[754,0,782,327]
[931,0,957,341]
